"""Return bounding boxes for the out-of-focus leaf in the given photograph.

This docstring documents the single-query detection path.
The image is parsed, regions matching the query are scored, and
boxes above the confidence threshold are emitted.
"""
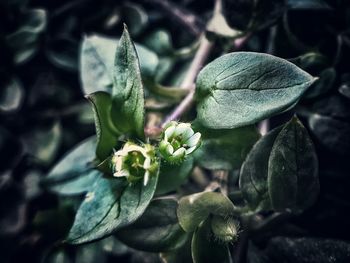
[6,9,47,65]
[66,172,158,244]
[22,121,62,165]
[303,68,336,99]
[111,25,145,139]
[287,0,331,10]
[177,192,235,232]
[122,3,149,37]
[80,35,158,94]
[117,199,188,252]
[143,29,173,56]
[222,0,286,31]
[195,52,315,129]
[43,137,100,196]
[339,83,350,100]
[0,126,23,173]
[194,125,260,170]
[0,77,24,113]
[156,157,194,195]
[46,36,79,71]
[264,237,350,263]
[240,126,282,211]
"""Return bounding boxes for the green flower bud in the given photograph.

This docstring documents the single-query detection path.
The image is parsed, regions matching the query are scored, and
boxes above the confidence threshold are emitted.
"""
[211,216,238,243]
[112,142,158,185]
[159,121,201,163]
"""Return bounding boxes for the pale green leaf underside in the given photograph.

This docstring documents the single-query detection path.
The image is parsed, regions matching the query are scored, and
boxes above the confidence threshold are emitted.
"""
[177,192,235,233]
[196,52,316,129]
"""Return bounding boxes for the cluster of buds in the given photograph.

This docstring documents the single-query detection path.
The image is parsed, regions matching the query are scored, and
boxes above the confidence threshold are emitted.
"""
[112,142,158,185]
[159,121,201,164]
[110,122,201,185]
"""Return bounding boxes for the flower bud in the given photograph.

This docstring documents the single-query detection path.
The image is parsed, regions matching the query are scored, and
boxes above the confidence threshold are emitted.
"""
[211,216,238,243]
[112,142,158,185]
[159,121,201,163]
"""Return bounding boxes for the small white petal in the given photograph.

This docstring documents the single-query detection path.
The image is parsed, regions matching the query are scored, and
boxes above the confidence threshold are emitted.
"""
[174,123,191,136]
[173,147,186,157]
[182,127,194,141]
[186,132,201,147]
[114,169,129,178]
[166,144,174,155]
[165,125,176,140]
[143,171,150,186]
[185,146,197,154]
[143,157,151,169]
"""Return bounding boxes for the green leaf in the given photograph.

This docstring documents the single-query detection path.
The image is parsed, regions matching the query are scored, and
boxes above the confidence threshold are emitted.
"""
[111,25,145,139]
[117,198,188,252]
[66,172,159,244]
[156,157,194,195]
[194,125,260,170]
[239,126,283,211]
[143,29,173,56]
[177,192,235,232]
[191,218,232,263]
[195,52,316,129]
[86,91,120,161]
[80,35,158,95]
[268,117,319,213]
[43,137,100,196]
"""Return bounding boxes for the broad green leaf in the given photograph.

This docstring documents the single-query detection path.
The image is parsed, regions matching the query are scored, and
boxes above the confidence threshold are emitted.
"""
[111,25,145,139]
[66,172,158,244]
[80,35,158,95]
[43,137,100,196]
[239,126,283,211]
[191,218,232,263]
[177,192,235,232]
[156,157,194,195]
[86,91,120,161]
[117,199,188,252]
[195,52,316,129]
[268,117,319,213]
[194,125,260,170]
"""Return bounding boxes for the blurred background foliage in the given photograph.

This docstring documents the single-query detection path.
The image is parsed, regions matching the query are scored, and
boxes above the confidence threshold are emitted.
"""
[1,0,350,262]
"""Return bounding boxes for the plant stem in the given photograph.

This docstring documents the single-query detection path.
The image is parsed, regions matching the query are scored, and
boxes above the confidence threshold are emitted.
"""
[146,0,204,36]
[161,36,214,126]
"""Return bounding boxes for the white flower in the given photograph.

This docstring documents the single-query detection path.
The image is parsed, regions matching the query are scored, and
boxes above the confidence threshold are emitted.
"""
[112,142,158,185]
[159,121,201,163]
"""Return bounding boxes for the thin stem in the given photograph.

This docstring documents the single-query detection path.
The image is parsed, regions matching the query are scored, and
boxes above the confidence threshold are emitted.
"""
[161,36,214,126]
[181,36,214,90]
